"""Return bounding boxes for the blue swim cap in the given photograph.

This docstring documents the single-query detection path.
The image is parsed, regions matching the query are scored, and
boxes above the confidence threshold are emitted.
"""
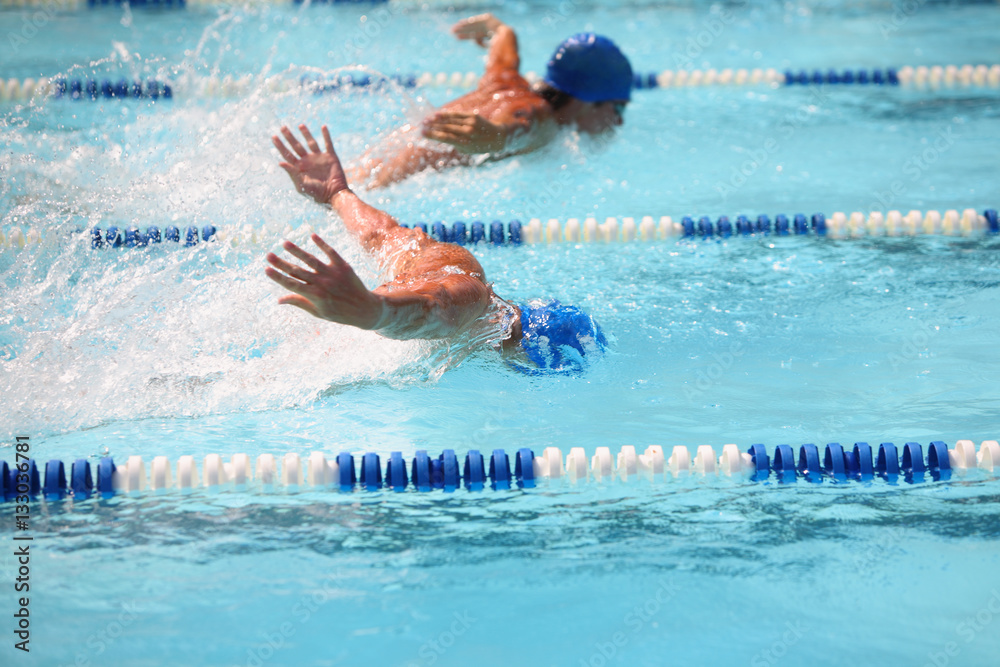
[544,33,633,103]
[512,300,607,374]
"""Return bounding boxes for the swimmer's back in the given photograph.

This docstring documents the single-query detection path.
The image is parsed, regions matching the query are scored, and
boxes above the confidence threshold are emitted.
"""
[439,70,552,131]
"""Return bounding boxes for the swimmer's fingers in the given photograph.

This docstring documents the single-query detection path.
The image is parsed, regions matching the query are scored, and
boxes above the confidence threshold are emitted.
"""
[272,136,298,164]
[453,29,485,47]
[321,126,335,155]
[310,234,345,266]
[282,240,327,272]
[276,294,320,318]
[422,115,475,142]
[451,13,497,44]
[265,266,310,297]
[281,126,309,158]
[429,111,476,124]
[266,251,315,283]
[422,129,468,146]
[451,18,479,39]
[423,121,478,145]
[427,120,476,135]
[298,124,321,153]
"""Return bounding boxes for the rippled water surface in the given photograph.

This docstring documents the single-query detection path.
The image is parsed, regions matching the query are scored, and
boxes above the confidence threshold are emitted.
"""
[1,1,999,665]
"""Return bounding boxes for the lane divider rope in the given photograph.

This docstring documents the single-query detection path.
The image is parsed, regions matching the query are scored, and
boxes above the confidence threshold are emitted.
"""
[2,64,998,103]
[2,209,996,252]
[4,440,997,501]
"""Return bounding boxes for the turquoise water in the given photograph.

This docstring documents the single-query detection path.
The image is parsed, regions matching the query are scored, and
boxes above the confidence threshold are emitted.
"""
[2,1,1000,665]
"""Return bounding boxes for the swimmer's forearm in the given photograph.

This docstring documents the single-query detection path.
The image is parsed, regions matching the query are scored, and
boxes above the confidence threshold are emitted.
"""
[369,291,460,340]
[487,24,519,73]
[370,283,487,340]
[329,189,398,248]
[330,188,369,219]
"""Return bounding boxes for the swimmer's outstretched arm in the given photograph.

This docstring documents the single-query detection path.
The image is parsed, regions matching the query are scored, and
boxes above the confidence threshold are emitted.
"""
[267,125,491,339]
[265,233,487,339]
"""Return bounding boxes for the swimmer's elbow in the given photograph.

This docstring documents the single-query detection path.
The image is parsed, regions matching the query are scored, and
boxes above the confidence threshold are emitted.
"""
[486,25,520,74]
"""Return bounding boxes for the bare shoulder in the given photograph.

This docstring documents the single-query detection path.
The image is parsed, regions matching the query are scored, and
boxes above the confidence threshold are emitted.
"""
[417,242,488,282]
[509,93,553,122]
[383,230,488,284]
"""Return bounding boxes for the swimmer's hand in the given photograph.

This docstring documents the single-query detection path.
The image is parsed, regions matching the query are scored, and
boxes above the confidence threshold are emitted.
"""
[451,13,504,47]
[265,235,383,330]
[272,124,349,205]
[421,111,506,154]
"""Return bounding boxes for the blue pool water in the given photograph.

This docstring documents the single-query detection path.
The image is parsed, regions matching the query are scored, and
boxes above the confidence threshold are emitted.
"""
[2,1,1000,665]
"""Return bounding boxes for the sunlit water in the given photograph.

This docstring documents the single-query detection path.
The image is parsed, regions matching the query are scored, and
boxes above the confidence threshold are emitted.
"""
[1,1,999,665]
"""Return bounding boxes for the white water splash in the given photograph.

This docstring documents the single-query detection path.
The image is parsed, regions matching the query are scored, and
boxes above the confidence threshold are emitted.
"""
[0,16,472,439]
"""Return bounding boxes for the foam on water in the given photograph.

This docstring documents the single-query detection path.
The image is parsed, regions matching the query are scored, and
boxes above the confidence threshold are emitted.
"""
[0,16,496,439]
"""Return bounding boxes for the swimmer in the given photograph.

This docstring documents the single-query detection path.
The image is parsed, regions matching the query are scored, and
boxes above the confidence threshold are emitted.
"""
[268,124,606,373]
[348,13,633,188]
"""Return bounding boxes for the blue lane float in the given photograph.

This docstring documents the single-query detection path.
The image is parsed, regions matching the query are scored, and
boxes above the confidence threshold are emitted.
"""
[927,441,952,481]
[360,452,381,492]
[71,459,93,498]
[96,456,115,497]
[797,444,822,482]
[781,68,899,87]
[463,450,486,492]
[747,444,770,482]
[902,442,926,478]
[849,442,875,481]
[386,452,407,492]
[43,460,67,500]
[3,439,997,501]
[772,445,796,482]
[337,452,356,491]
[822,443,847,482]
[411,450,432,492]
[489,449,511,491]
[437,450,460,492]
[89,225,216,248]
[515,448,536,489]
[877,443,901,481]
[51,78,173,100]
